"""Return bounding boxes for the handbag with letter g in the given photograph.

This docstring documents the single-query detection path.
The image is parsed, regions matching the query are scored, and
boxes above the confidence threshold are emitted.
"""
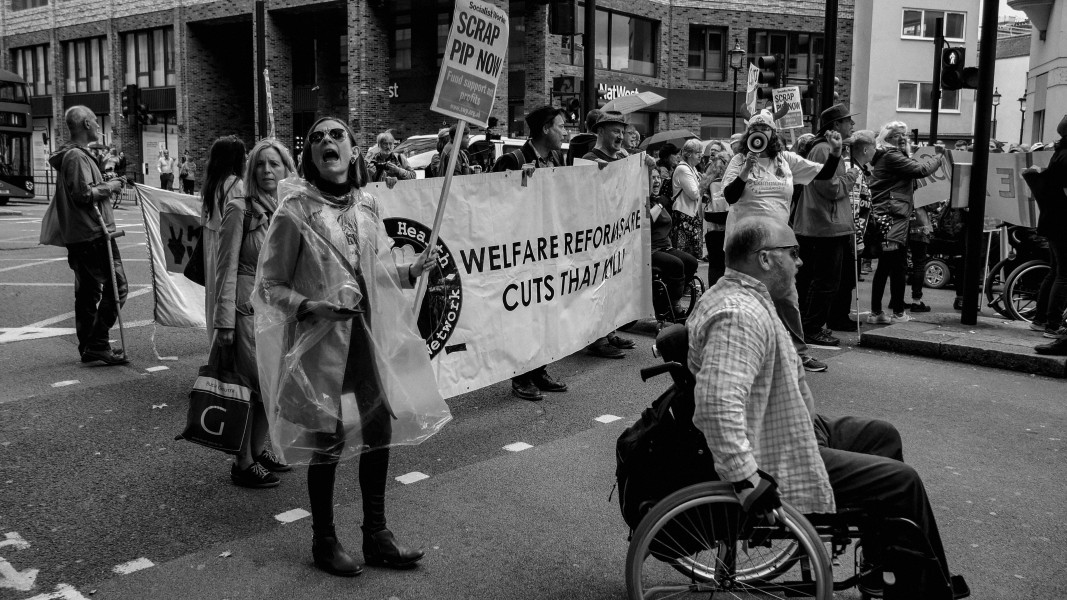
[176,343,253,454]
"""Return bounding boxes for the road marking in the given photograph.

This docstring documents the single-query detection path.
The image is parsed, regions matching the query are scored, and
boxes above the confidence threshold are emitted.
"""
[112,557,154,575]
[396,471,429,484]
[0,557,39,591]
[0,258,65,273]
[0,532,31,551]
[51,380,79,388]
[594,414,622,424]
[275,508,311,523]
[23,583,89,600]
[19,288,153,329]
[503,442,533,452]
[145,366,169,373]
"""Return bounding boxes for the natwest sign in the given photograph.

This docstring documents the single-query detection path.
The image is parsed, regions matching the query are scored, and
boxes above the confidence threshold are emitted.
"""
[599,83,643,102]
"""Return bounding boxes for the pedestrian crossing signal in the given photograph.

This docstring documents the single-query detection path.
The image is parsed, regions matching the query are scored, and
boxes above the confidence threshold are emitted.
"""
[941,47,978,91]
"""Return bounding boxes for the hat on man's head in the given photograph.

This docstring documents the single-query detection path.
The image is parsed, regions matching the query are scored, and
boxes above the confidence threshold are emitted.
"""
[525,105,563,135]
[746,109,778,131]
[818,103,859,132]
[591,110,628,132]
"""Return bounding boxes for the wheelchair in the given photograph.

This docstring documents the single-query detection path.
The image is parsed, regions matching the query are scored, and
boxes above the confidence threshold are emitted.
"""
[624,325,963,600]
[651,266,705,327]
[982,226,1050,322]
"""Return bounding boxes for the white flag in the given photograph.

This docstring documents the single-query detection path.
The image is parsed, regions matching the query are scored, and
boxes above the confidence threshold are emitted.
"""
[136,184,206,328]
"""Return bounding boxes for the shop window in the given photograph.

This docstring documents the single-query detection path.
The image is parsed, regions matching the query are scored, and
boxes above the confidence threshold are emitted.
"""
[124,27,175,88]
[902,9,965,41]
[11,45,51,96]
[565,4,657,76]
[688,26,726,81]
[65,37,110,93]
[897,81,960,112]
[748,30,824,82]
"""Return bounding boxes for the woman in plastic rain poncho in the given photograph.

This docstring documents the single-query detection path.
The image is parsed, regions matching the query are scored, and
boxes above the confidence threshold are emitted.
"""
[252,117,451,577]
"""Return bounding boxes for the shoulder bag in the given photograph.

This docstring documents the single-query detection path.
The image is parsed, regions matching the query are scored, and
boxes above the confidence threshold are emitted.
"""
[183,179,239,286]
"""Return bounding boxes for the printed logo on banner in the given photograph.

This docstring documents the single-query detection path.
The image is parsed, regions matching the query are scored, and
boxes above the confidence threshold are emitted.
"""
[159,212,202,273]
[385,218,463,358]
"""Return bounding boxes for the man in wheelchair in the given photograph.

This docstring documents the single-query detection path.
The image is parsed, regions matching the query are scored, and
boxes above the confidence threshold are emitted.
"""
[686,216,968,599]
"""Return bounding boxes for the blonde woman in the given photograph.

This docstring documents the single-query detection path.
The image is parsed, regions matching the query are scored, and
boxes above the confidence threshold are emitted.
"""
[670,139,705,259]
[213,138,297,488]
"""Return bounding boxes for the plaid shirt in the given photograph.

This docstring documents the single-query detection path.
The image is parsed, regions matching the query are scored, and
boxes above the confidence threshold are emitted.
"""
[687,269,836,514]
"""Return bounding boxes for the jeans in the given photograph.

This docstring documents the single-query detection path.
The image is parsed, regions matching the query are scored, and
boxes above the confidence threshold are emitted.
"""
[159,173,173,191]
[66,238,128,354]
[1035,235,1067,329]
[797,235,855,334]
[908,240,929,301]
[871,248,908,314]
[704,230,726,287]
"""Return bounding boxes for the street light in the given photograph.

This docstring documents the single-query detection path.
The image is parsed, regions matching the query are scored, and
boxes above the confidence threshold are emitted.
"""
[991,87,1001,140]
[728,38,746,135]
[1018,95,1027,144]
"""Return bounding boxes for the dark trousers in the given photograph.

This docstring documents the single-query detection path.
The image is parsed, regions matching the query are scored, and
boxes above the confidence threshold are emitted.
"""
[871,248,908,314]
[815,415,952,593]
[159,173,173,191]
[797,235,855,334]
[652,248,699,303]
[66,238,128,354]
[1035,235,1067,329]
[908,240,929,301]
[704,230,726,287]
[180,177,195,195]
[512,365,548,387]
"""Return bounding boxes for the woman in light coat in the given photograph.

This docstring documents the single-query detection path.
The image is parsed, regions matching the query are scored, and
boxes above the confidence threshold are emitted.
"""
[670,139,706,259]
[201,136,246,345]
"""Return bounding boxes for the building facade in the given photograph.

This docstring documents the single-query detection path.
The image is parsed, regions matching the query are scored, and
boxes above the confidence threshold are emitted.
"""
[851,0,980,143]
[1009,0,1067,145]
[1,0,854,188]
[994,32,1030,146]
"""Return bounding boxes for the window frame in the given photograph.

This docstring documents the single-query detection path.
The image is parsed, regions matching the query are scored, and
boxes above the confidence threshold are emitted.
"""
[564,5,658,77]
[900,9,966,42]
[11,45,52,97]
[10,0,47,12]
[747,29,824,82]
[896,80,961,113]
[123,27,175,88]
[688,25,727,82]
[65,37,110,93]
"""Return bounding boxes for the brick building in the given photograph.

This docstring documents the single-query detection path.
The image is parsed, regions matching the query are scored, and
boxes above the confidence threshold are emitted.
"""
[1,0,853,187]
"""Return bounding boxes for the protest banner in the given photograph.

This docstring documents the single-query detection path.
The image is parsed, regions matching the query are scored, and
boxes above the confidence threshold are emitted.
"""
[368,155,653,398]
[135,184,206,328]
[772,86,804,130]
[949,151,1042,228]
[745,64,760,116]
[430,0,509,128]
[912,147,952,208]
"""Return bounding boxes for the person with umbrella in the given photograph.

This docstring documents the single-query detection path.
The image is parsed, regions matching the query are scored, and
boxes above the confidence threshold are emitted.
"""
[721,109,844,372]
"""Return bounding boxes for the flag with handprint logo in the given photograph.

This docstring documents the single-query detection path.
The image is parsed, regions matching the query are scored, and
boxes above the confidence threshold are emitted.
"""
[136,183,206,328]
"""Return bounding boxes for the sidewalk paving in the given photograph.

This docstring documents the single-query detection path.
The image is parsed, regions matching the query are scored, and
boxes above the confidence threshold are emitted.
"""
[859,311,1067,378]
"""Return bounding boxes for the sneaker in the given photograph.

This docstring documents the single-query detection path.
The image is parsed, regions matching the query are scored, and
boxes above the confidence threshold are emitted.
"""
[803,330,841,347]
[1030,321,1047,332]
[890,312,912,323]
[1035,337,1067,356]
[231,462,280,489]
[867,312,891,324]
[1043,327,1067,340]
[257,448,292,473]
[802,356,828,372]
[860,260,873,275]
[910,301,931,313]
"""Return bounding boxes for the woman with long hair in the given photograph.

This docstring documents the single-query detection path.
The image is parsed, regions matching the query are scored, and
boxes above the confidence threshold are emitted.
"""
[252,117,450,577]
[213,138,297,488]
[200,135,247,344]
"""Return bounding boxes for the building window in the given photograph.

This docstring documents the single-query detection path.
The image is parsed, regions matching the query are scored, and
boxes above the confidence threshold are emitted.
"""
[901,9,965,41]
[748,31,824,82]
[436,0,451,68]
[10,0,47,10]
[11,45,51,96]
[564,5,657,76]
[897,81,960,112]
[124,27,175,88]
[688,26,726,81]
[64,37,110,93]
[1032,110,1045,143]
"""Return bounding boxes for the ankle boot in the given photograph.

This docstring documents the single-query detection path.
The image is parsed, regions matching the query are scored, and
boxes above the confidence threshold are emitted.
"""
[312,532,363,577]
[362,527,424,568]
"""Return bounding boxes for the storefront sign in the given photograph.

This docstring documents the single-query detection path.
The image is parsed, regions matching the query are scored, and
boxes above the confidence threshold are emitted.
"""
[599,83,642,102]
[772,86,804,130]
[431,0,509,127]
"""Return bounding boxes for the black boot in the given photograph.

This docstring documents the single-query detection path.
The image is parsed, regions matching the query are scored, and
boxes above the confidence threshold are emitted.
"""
[312,530,363,577]
[362,527,424,568]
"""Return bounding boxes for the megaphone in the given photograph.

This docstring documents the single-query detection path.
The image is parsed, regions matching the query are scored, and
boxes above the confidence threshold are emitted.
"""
[747,131,770,154]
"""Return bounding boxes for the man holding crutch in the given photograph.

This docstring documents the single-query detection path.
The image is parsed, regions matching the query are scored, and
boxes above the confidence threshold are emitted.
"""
[47,105,129,365]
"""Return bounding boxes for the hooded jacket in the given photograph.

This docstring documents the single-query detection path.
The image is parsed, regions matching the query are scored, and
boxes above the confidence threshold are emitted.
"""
[47,143,116,246]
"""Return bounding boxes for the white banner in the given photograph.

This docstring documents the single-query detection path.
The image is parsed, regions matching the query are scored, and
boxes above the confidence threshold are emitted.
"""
[746,64,760,116]
[136,184,206,328]
[369,154,653,398]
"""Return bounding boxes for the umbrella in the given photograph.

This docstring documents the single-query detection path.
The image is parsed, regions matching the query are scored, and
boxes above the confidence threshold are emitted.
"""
[602,91,666,115]
[639,129,698,152]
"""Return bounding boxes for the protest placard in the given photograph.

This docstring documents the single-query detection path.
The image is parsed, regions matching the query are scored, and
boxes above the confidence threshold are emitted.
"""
[912,147,952,208]
[430,0,509,127]
[745,64,760,116]
[772,86,804,130]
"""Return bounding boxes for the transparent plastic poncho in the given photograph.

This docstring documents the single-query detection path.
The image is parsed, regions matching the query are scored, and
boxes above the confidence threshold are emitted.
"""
[252,176,451,465]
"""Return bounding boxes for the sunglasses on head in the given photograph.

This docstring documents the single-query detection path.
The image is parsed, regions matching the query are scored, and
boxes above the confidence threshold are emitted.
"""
[308,128,347,144]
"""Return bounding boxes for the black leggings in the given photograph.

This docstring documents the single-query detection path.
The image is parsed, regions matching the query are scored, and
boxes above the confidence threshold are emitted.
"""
[871,248,908,314]
[652,248,698,304]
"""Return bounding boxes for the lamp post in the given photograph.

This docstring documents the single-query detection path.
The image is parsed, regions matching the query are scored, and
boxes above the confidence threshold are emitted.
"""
[728,38,746,135]
[1018,96,1027,144]
[991,87,1001,140]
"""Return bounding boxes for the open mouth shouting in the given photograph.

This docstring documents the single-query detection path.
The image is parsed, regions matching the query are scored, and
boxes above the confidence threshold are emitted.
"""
[321,148,341,164]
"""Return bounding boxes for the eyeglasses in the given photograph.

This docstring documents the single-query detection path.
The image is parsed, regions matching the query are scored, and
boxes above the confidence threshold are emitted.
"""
[308,128,347,144]
[754,245,800,260]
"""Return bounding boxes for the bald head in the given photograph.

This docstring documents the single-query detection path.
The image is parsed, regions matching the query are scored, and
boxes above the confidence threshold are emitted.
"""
[64,105,99,144]
[726,217,792,267]
[725,217,801,298]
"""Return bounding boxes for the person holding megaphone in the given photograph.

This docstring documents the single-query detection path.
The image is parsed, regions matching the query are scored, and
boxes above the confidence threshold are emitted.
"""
[721,108,845,372]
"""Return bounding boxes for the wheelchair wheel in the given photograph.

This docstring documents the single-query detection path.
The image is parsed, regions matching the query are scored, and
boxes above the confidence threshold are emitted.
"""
[625,482,832,600]
[983,257,1016,319]
[677,275,706,319]
[1004,260,1049,323]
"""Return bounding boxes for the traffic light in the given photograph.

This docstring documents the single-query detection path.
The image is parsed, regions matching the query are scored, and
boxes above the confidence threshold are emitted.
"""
[120,85,137,119]
[941,47,979,91]
[137,101,150,126]
[561,95,581,122]
[799,85,816,116]
[756,55,783,100]
[545,0,576,36]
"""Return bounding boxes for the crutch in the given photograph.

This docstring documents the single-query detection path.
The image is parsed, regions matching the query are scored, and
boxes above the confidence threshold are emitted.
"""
[853,232,862,337]
[93,201,128,358]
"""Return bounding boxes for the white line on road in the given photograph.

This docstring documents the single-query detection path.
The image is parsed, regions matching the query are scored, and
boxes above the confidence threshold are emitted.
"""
[112,557,154,575]
[274,508,311,523]
[503,442,533,452]
[0,258,64,273]
[395,471,429,484]
[0,557,39,591]
[145,366,169,373]
[51,380,79,388]
[22,583,90,600]
[594,415,622,424]
[24,287,153,328]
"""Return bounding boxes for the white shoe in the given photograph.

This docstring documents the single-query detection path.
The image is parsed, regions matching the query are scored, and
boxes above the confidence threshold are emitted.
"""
[867,312,891,324]
[890,312,911,323]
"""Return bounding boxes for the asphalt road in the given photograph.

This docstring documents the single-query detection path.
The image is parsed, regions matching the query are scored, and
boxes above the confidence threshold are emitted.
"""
[1,199,1064,599]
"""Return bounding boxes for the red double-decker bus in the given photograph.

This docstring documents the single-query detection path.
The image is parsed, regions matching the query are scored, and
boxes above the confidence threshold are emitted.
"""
[0,68,34,205]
